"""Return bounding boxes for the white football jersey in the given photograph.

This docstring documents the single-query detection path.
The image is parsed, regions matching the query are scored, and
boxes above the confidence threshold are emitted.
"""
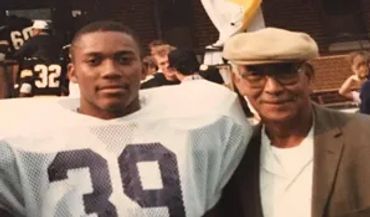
[0,80,252,217]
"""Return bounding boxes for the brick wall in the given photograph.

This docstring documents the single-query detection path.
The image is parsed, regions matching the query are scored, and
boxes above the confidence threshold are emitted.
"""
[311,55,352,91]
[110,0,158,53]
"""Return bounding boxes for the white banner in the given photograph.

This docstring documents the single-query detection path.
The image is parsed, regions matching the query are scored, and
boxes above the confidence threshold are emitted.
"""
[201,0,265,47]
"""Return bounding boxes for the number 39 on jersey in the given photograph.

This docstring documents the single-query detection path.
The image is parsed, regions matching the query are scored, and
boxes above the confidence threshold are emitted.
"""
[47,143,186,217]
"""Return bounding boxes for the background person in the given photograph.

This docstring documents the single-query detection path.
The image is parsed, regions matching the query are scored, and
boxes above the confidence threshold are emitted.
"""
[359,72,370,114]
[14,20,66,97]
[141,55,157,81]
[141,43,180,89]
[14,20,61,63]
[167,49,203,82]
[338,51,369,104]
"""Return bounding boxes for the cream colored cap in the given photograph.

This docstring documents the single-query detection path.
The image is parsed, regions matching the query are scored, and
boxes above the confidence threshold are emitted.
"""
[223,27,319,65]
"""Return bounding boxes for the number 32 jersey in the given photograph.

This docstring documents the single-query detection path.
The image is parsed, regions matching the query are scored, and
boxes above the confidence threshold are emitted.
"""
[0,81,252,217]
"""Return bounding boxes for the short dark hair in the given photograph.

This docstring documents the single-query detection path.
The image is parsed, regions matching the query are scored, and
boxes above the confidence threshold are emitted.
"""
[70,20,142,59]
[168,49,200,76]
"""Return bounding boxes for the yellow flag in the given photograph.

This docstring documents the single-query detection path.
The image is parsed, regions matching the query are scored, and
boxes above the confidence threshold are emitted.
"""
[227,0,262,31]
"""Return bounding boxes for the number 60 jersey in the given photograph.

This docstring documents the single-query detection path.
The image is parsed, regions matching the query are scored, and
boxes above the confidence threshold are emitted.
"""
[0,80,252,217]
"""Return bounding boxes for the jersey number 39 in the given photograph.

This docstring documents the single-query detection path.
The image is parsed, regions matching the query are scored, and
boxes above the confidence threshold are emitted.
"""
[47,143,186,217]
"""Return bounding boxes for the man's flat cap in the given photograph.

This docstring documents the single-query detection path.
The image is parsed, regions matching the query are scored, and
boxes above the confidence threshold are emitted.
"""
[223,27,319,65]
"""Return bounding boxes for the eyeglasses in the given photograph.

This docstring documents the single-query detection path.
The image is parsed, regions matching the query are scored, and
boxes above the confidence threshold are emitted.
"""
[239,62,304,88]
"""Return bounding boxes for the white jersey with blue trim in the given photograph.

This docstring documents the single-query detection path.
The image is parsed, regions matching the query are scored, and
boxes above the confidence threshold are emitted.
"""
[0,80,251,217]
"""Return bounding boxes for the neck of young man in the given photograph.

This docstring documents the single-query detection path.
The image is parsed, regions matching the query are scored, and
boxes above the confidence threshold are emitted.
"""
[263,106,314,149]
[79,98,141,120]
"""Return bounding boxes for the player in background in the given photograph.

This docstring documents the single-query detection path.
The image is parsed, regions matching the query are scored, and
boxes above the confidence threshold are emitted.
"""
[14,20,60,62]
[13,20,67,97]
[0,15,33,59]
[0,15,33,97]
[0,20,251,217]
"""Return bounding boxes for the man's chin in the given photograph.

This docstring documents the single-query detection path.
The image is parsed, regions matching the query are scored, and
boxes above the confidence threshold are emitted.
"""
[100,99,126,112]
[100,97,139,116]
[260,111,295,123]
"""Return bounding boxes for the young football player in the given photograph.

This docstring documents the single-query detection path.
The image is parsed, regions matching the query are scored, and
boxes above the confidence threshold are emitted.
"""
[0,21,251,217]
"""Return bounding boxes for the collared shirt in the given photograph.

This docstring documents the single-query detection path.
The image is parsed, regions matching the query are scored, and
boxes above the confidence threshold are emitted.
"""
[260,125,314,217]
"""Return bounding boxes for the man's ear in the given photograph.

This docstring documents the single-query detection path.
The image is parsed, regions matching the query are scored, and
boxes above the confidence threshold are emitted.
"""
[301,63,315,93]
[303,63,315,82]
[67,63,77,83]
[231,70,243,90]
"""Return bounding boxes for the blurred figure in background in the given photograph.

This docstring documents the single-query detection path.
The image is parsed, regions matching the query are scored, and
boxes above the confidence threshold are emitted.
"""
[359,59,370,114]
[141,55,157,81]
[167,49,203,82]
[14,20,61,62]
[13,20,66,97]
[338,51,369,104]
[141,43,179,89]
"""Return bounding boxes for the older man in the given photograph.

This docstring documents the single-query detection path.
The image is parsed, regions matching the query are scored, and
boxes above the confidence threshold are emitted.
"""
[212,28,370,217]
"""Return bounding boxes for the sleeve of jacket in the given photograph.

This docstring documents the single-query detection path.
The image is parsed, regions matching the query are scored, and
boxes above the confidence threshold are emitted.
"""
[360,81,370,114]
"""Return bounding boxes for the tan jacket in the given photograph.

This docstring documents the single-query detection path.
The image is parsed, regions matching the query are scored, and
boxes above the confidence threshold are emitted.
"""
[212,104,370,217]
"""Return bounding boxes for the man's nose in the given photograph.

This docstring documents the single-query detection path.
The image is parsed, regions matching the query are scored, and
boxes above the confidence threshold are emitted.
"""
[101,60,121,78]
[264,76,284,94]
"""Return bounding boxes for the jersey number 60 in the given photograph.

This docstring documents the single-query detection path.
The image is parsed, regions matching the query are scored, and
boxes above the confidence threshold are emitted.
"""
[47,143,185,217]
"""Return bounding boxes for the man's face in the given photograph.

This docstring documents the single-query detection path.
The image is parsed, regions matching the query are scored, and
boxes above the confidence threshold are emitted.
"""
[155,55,176,80]
[31,28,41,37]
[68,31,142,119]
[234,62,313,122]
[156,55,169,72]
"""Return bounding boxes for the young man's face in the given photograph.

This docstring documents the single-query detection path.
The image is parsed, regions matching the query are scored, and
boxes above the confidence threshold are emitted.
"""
[155,55,177,81]
[68,31,142,119]
[234,62,313,123]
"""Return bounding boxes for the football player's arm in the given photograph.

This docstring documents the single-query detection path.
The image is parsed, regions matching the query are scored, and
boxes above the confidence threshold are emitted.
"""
[216,94,252,189]
[217,120,250,189]
[202,89,252,210]
[17,70,33,97]
[201,119,250,216]
[0,141,25,216]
